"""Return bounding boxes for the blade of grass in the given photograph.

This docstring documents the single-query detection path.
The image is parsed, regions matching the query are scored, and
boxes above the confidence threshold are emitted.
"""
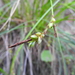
[0,20,34,36]
[56,29,68,75]
[0,68,8,75]
[55,1,75,17]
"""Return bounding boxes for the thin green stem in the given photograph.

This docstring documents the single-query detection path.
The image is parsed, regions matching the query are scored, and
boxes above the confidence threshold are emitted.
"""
[56,29,67,75]
[50,0,54,16]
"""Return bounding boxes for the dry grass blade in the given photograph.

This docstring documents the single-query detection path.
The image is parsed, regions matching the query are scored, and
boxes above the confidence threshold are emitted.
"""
[0,0,20,31]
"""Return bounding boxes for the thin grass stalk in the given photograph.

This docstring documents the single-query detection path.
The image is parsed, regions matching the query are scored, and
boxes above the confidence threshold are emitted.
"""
[56,29,68,75]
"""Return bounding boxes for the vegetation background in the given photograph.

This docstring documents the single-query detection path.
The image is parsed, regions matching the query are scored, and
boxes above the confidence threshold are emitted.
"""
[0,0,75,75]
